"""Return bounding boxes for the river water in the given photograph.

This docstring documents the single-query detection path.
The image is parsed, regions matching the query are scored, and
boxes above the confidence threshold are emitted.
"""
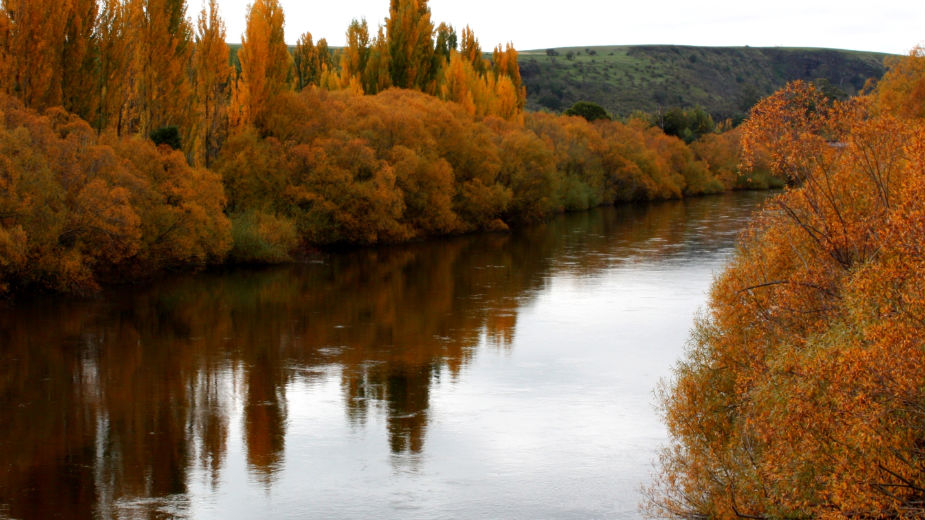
[0,192,770,520]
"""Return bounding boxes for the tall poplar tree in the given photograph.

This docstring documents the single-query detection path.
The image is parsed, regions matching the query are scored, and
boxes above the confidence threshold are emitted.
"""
[339,19,370,91]
[126,0,194,140]
[233,0,291,128]
[492,43,526,110]
[386,0,435,92]
[0,0,68,108]
[293,32,319,90]
[96,0,129,133]
[61,0,99,121]
[193,0,232,167]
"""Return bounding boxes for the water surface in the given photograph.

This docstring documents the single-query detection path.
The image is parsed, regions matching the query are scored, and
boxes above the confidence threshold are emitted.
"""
[0,192,770,519]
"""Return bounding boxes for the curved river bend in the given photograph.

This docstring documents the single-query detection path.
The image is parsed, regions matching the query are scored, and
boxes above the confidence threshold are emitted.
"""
[0,192,770,520]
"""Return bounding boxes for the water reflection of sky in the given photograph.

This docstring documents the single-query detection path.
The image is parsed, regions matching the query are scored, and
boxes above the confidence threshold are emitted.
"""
[0,192,771,520]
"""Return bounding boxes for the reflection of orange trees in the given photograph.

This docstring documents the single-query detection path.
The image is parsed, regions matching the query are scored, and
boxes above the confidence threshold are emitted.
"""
[648,54,925,519]
[0,190,759,518]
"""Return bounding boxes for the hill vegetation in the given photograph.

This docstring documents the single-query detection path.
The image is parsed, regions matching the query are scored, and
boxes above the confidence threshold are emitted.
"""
[519,45,889,120]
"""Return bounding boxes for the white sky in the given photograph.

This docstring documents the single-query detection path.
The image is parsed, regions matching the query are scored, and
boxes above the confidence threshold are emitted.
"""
[201,0,925,55]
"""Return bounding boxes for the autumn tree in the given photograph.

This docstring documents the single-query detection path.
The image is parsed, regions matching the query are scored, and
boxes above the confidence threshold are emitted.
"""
[60,0,99,121]
[0,9,9,91]
[125,0,195,144]
[868,45,925,120]
[492,43,525,110]
[316,38,334,73]
[338,19,371,92]
[0,94,230,294]
[95,0,129,132]
[648,74,925,519]
[192,0,232,167]
[0,0,69,108]
[433,22,456,64]
[364,26,393,94]
[458,26,486,74]
[386,0,436,92]
[294,32,327,90]
[232,0,292,128]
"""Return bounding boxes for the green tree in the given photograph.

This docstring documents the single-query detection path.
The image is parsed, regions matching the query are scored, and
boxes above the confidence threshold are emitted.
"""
[565,101,611,121]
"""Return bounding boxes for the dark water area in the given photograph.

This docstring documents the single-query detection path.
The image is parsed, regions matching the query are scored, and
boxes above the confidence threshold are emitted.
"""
[0,192,771,520]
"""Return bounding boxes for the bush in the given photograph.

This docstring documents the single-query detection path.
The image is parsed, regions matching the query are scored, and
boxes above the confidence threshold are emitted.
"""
[229,210,299,264]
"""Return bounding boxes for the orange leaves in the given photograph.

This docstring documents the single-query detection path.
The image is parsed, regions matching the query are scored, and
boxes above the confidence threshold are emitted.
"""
[385,0,436,91]
[234,0,292,129]
[869,46,925,120]
[193,0,232,168]
[651,78,925,519]
[0,95,231,294]
[126,0,195,138]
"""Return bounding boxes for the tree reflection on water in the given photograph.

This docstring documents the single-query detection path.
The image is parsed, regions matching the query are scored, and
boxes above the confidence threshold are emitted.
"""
[0,192,768,519]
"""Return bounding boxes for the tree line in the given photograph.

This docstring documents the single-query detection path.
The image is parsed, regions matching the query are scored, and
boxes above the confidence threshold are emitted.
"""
[1,0,778,294]
[647,48,925,519]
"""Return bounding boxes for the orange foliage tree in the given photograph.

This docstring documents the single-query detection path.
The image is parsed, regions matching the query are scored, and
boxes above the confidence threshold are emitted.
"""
[125,0,195,142]
[386,0,436,92]
[0,95,230,294]
[231,0,291,128]
[192,0,232,168]
[0,0,70,109]
[648,55,925,519]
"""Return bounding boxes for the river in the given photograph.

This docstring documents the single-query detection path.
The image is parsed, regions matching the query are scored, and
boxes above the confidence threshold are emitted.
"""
[0,191,770,520]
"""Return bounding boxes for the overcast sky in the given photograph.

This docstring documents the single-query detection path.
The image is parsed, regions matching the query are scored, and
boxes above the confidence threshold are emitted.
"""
[204,0,924,55]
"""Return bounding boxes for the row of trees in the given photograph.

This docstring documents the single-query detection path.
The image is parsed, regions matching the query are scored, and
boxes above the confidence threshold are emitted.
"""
[0,0,778,294]
[0,0,527,163]
[648,48,925,519]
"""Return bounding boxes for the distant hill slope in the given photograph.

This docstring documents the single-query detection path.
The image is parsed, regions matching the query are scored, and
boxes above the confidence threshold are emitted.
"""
[519,45,890,119]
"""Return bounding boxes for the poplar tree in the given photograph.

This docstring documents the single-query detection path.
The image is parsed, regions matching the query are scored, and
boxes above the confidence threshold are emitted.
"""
[96,0,128,132]
[233,0,292,128]
[126,0,194,140]
[458,26,486,75]
[61,0,99,121]
[364,26,392,94]
[293,32,319,90]
[339,19,370,91]
[0,0,68,108]
[492,43,526,110]
[193,0,232,167]
[386,0,435,92]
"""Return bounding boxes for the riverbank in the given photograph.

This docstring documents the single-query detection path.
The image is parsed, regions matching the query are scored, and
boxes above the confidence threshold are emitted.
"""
[0,88,781,298]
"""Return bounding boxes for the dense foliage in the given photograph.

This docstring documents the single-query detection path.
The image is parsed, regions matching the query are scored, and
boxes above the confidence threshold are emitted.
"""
[1,0,777,294]
[648,48,925,519]
[0,97,230,293]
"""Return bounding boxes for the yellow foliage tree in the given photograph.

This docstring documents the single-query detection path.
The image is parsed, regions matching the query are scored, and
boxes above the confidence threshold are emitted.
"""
[192,0,232,167]
[648,74,925,519]
[125,0,195,143]
[232,0,292,128]
[386,0,435,92]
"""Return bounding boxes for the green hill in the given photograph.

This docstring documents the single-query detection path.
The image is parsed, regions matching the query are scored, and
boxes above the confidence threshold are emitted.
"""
[518,45,890,120]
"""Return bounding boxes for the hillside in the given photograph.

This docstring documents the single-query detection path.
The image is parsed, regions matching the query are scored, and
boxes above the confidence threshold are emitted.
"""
[518,45,890,119]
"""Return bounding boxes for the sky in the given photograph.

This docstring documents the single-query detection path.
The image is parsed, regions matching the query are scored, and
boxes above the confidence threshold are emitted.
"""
[204,0,925,55]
